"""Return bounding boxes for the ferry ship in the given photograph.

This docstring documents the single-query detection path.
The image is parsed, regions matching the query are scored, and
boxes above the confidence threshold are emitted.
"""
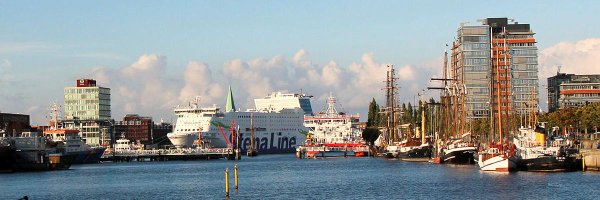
[167,87,309,154]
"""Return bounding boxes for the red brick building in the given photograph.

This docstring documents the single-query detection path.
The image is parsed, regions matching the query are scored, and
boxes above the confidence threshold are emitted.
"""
[115,114,152,144]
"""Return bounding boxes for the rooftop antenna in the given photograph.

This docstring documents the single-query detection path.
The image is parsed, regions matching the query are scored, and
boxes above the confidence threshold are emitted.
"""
[557,65,562,74]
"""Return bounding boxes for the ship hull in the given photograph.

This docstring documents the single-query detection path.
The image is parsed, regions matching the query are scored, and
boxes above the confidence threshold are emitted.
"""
[238,132,306,154]
[478,154,518,172]
[167,132,199,148]
[0,146,17,172]
[443,146,477,165]
[518,156,579,172]
[3,151,74,172]
[398,145,432,159]
[68,147,107,164]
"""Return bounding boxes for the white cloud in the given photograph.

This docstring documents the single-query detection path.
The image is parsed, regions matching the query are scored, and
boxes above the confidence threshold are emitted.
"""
[538,38,600,110]
[0,42,54,53]
[87,54,179,120]
[55,50,441,124]
[179,61,223,105]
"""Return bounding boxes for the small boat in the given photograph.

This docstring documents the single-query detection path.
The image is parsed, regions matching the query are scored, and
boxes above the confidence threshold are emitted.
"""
[477,145,518,172]
[442,133,477,164]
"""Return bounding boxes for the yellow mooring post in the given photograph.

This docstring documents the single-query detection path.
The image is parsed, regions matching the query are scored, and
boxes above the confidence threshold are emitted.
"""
[225,168,230,197]
[582,155,586,172]
[234,164,239,190]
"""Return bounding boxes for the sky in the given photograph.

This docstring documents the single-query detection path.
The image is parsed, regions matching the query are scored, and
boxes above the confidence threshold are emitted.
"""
[2,1,600,125]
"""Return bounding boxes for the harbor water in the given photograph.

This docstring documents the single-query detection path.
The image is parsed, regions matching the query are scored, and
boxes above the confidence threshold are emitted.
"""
[1,155,599,199]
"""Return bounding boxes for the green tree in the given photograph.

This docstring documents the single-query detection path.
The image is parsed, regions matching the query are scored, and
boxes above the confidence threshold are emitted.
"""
[367,98,380,127]
[362,127,381,145]
[407,102,413,125]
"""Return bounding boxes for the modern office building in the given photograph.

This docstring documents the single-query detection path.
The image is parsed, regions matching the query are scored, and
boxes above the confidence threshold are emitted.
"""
[61,79,112,146]
[452,17,538,119]
[548,72,600,112]
[64,79,111,120]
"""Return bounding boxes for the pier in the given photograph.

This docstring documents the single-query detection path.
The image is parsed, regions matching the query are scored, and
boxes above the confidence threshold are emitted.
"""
[582,149,600,171]
[102,148,235,162]
[296,144,370,159]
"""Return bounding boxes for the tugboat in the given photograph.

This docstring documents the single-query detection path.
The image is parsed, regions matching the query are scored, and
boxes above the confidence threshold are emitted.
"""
[44,103,106,164]
[514,125,578,172]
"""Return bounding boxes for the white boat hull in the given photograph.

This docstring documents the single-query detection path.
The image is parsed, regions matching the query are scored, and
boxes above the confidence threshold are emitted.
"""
[478,154,518,172]
[167,132,198,148]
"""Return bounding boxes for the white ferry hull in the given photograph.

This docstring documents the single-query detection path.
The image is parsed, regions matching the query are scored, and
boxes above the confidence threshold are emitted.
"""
[167,132,198,148]
[478,154,518,172]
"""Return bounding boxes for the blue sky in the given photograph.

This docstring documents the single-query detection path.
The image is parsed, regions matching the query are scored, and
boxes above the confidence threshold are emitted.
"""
[2,1,600,124]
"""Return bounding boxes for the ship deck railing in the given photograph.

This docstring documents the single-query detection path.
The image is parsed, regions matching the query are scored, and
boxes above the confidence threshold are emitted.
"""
[111,148,232,156]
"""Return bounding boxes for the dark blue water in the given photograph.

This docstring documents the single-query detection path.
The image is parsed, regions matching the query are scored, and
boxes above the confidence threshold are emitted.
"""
[1,155,599,199]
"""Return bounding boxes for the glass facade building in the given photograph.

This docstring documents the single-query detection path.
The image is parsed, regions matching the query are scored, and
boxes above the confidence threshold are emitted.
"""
[62,79,112,146]
[454,25,491,118]
[454,18,538,119]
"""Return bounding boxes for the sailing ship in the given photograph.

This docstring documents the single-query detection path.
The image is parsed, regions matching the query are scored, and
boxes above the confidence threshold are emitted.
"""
[377,65,432,160]
[477,26,519,172]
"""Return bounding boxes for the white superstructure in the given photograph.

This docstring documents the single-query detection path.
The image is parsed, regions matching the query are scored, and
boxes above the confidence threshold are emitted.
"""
[168,88,309,153]
[303,94,361,144]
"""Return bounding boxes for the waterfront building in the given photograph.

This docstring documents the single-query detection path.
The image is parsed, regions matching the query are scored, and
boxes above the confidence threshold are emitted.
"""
[548,72,600,112]
[0,112,30,136]
[114,114,152,144]
[61,79,112,146]
[452,18,538,119]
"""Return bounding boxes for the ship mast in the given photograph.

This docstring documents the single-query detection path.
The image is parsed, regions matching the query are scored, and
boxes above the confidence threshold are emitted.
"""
[380,65,400,147]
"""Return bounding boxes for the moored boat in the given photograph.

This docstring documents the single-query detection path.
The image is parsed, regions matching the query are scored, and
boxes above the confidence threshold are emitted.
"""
[477,145,518,172]
[514,126,579,172]
[442,133,477,164]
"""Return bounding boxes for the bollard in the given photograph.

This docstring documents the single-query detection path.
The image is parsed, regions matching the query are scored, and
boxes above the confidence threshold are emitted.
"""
[582,156,586,172]
[225,168,230,197]
[234,164,239,190]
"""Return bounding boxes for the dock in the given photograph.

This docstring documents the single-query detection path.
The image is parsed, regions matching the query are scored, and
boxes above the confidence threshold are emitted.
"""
[102,148,235,162]
[582,149,600,171]
[296,144,370,159]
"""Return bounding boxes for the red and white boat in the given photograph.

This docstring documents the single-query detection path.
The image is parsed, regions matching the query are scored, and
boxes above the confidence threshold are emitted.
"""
[478,145,518,172]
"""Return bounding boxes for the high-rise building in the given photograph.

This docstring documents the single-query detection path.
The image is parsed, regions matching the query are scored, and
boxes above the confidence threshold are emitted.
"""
[548,72,600,112]
[61,79,112,146]
[453,18,538,119]
[64,79,111,120]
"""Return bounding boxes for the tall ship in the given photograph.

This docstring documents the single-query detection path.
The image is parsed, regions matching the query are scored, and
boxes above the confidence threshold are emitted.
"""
[304,94,362,144]
[167,86,309,154]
